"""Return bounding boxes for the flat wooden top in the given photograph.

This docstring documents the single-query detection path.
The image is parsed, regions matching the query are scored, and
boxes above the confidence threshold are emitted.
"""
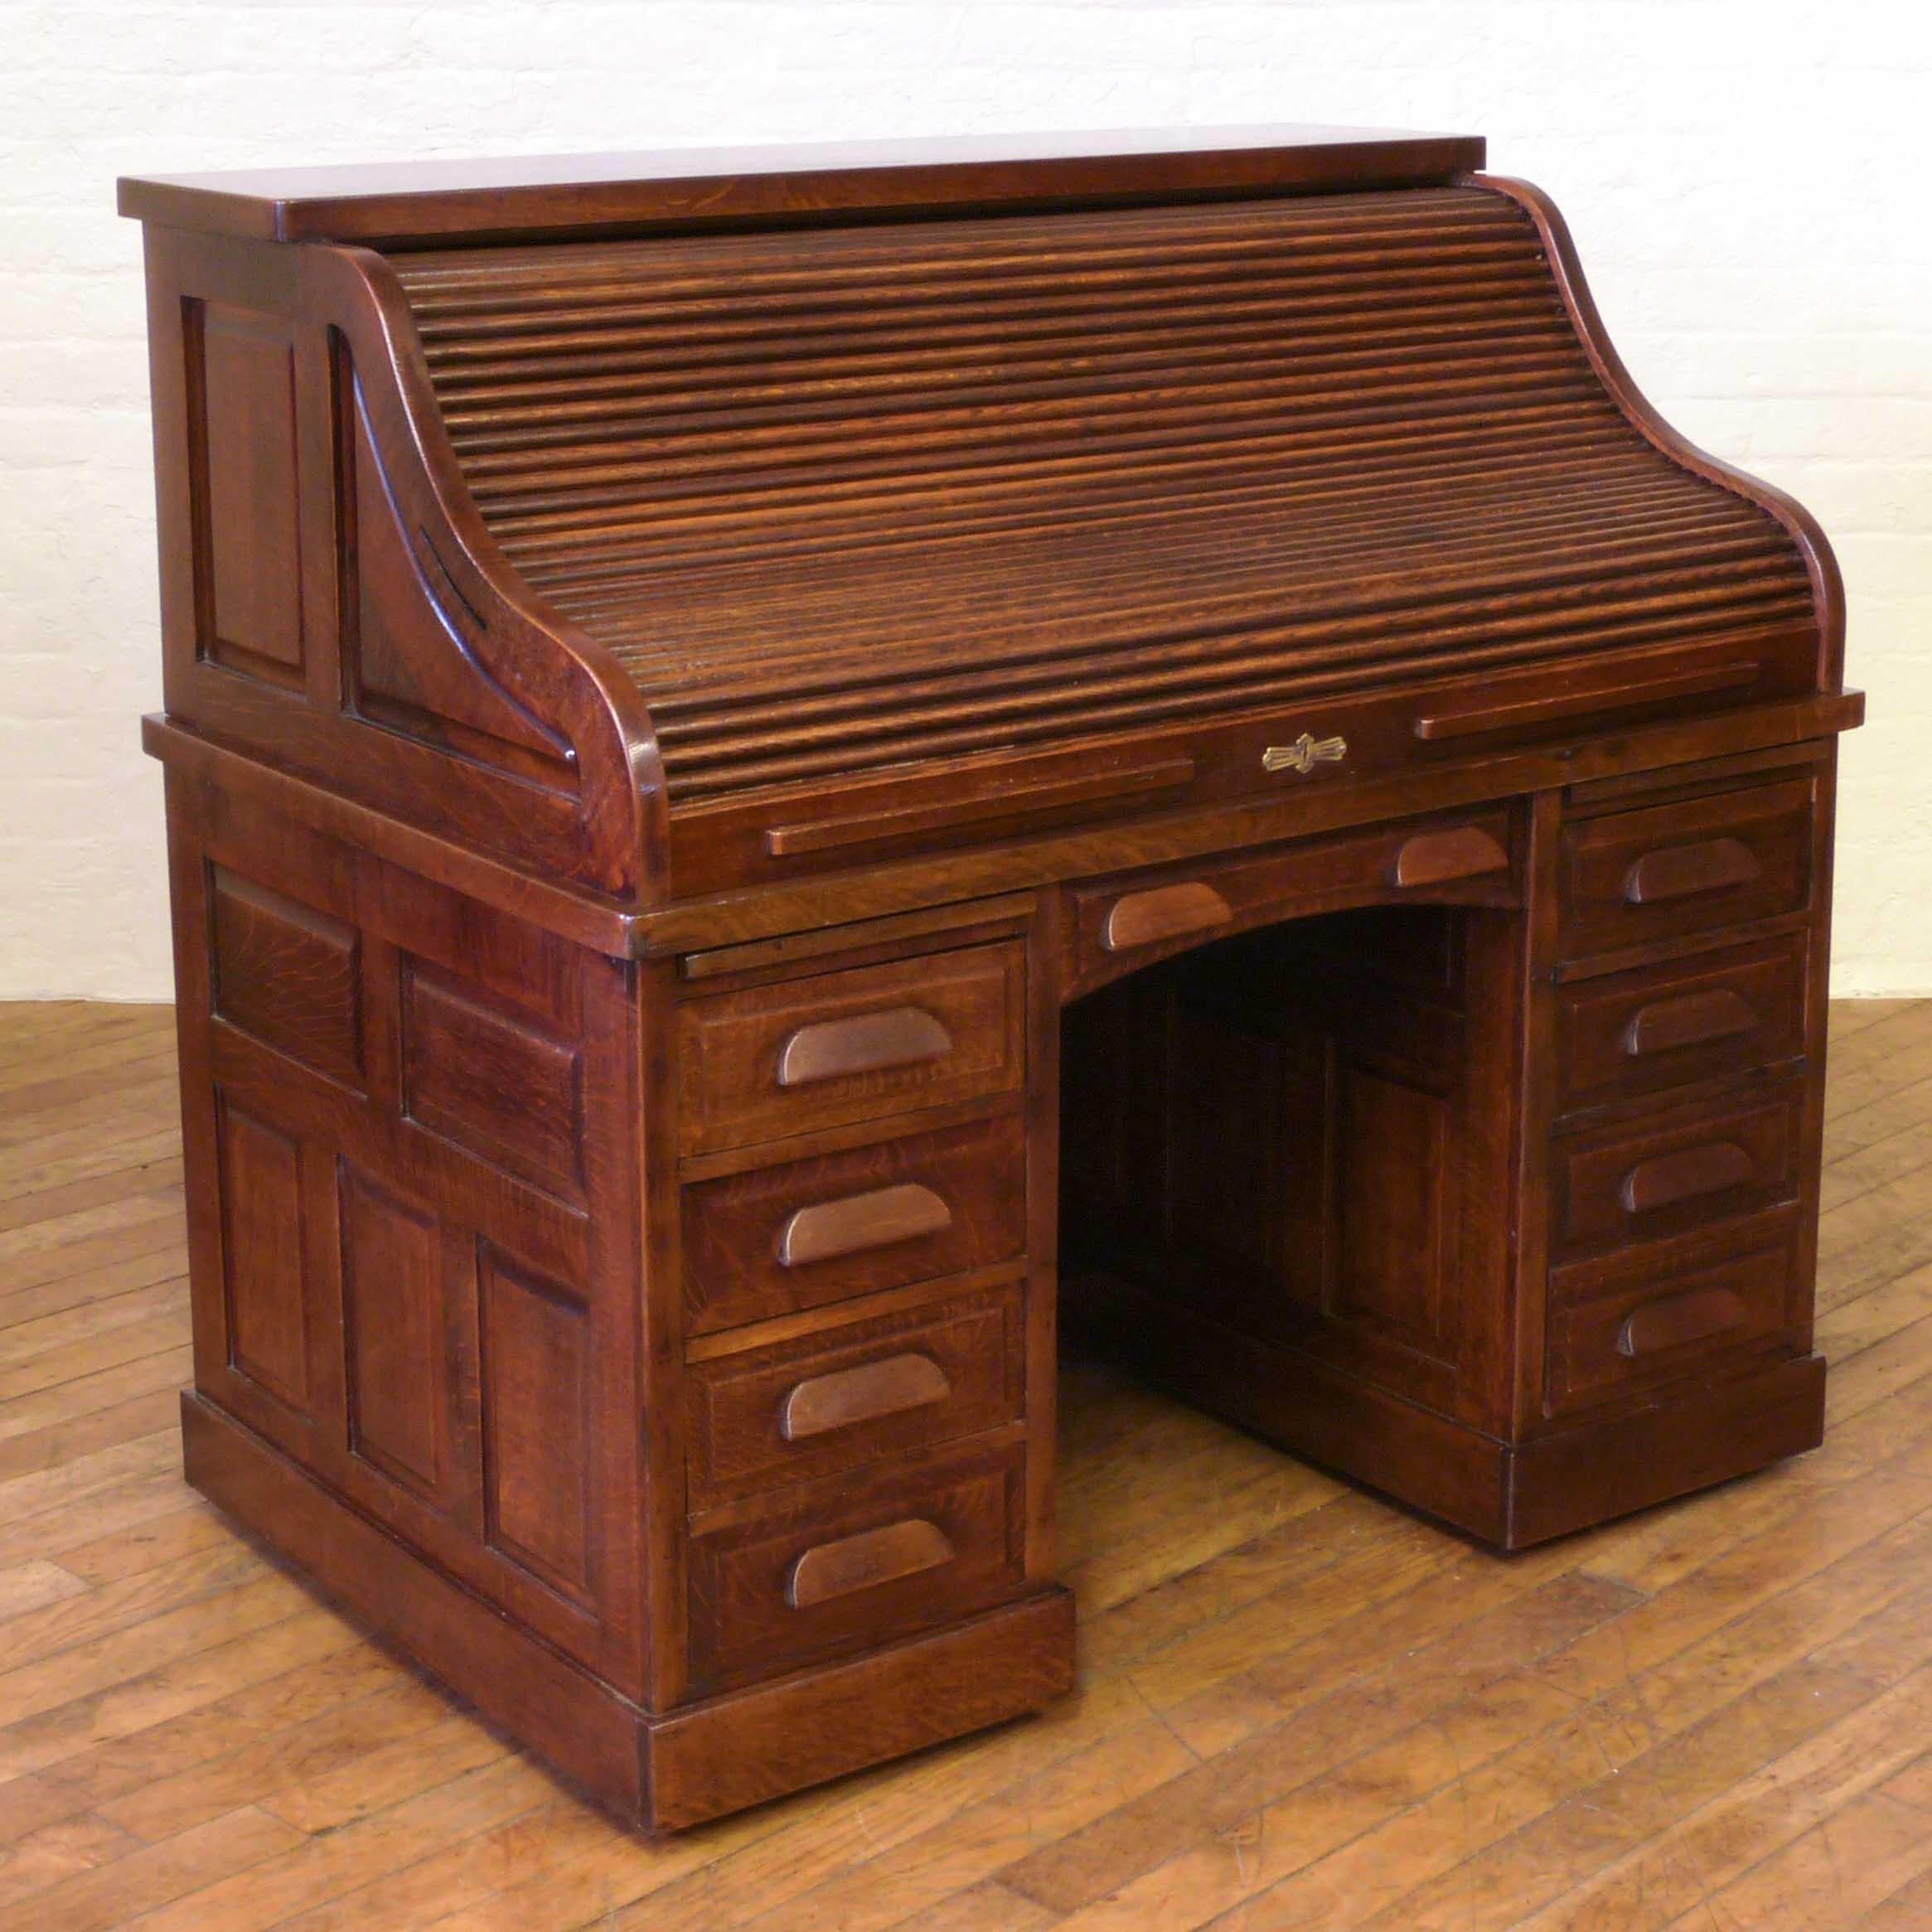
[116,123,1485,246]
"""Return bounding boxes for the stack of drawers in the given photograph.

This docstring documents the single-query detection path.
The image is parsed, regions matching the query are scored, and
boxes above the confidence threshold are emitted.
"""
[674,937,1037,1695]
[1544,767,1822,1419]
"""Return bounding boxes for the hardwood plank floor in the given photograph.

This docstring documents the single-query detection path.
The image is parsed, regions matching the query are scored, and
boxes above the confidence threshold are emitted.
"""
[1,998,1930,1930]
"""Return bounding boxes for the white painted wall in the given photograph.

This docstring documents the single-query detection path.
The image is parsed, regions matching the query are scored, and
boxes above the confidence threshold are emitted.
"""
[3,0,1928,999]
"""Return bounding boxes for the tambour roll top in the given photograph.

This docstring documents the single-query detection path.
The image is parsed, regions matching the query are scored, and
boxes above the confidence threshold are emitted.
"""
[388,184,1818,804]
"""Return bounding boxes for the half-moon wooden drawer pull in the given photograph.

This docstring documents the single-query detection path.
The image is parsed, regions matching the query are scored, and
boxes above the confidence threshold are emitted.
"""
[785,1518,956,1609]
[776,1006,951,1087]
[1623,837,1763,906]
[1619,1140,1758,1215]
[1390,826,1511,889]
[1102,881,1233,952]
[1617,1286,1750,1357]
[778,1352,952,1441]
[1621,988,1757,1058]
[775,1183,954,1267]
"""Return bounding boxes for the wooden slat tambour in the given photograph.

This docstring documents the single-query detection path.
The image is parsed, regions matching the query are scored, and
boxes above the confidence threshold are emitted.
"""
[387,186,1816,804]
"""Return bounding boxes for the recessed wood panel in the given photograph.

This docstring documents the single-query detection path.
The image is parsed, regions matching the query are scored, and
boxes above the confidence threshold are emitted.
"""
[479,1248,592,1601]
[402,964,583,1198]
[216,1099,311,1411]
[195,303,304,681]
[210,867,361,1086]
[1163,994,1326,1319]
[1331,1060,1451,1355]
[343,386,573,775]
[340,1165,447,1500]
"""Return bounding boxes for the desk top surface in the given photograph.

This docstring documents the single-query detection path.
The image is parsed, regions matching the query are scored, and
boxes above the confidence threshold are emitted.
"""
[117,123,1486,246]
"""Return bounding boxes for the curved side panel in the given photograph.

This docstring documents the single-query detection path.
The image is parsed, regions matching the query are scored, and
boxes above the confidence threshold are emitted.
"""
[310,245,671,900]
[1479,175,1846,693]
[138,224,666,906]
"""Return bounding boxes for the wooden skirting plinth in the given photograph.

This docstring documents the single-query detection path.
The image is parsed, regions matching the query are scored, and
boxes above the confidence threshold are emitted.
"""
[182,1392,1076,1832]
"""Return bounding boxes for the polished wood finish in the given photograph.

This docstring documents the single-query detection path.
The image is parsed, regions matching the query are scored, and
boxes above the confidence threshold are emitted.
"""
[1390,822,1512,888]
[117,123,1488,245]
[786,1518,958,1610]
[687,1283,1021,1505]
[774,1184,956,1269]
[120,132,1861,1830]
[7,998,1932,1925]
[1101,881,1234,953]
[779,1350,955,1441]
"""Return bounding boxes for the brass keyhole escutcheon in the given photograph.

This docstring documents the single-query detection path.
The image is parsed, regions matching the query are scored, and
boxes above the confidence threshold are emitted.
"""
[1261,732,1348,775]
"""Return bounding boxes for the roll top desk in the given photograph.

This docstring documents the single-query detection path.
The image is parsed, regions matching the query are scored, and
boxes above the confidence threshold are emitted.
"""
[120,126,1861,1829]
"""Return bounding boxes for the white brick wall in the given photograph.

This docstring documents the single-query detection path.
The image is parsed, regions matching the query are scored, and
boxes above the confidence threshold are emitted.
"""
[2,0,1927,998]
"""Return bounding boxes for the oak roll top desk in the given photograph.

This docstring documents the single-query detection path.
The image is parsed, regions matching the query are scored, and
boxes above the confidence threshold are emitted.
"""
[119,127,1862,1831]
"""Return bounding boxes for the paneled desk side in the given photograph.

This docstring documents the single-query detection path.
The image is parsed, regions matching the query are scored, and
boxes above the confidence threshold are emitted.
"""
[126,131,1859,1830]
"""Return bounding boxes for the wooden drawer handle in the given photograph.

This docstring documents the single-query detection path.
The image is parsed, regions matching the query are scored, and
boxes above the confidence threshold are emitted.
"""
[779,1352,952,1441]
[786,1518,956,1609]
[1617,1286,1750,1357]
[775,1182,953,1267]
[1621,988,1757,1058]
[776,1006,951,1087]
[1391,826,1510,889]
[1102,881,1233,952]
[1619,1140,1758,1215]
[1623,837,1762,906]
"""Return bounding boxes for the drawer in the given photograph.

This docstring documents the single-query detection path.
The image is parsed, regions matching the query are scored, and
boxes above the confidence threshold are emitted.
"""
[1556,934,1807,1116]
[1547,1237,1796,1416]
[682,1112,1027,1334]
[686,1283,1024,1507]
[686,1444,1027,1691]
[677,942,1025,1156]
[1559,777,1813,959]
[1063,810,1516,998]
[1551,1082,1804,1265]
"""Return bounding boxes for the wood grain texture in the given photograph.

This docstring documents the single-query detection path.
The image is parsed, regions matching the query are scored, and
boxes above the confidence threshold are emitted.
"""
[117,135,1867,1847]
[118,123,1490,243]
[384,186,1820,812]
[1,999,1926,1918]
[774,1183,955,1267]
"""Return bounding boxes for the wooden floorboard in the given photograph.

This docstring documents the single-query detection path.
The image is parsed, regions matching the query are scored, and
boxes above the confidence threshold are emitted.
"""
[0,997,1929,1931]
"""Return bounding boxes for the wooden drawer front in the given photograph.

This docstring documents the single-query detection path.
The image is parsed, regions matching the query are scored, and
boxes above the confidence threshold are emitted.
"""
[683,1113,1026,1334]
[1547,1239,1795,1416]
[687,1445,1026,1690]
[1560,777,1813,959]
[1556,935,1806,1116]
[687,1284,1024,1507]
[1552,1084,1803,1265]
[677,942,1025,1156]
[1063,810,1514,997]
